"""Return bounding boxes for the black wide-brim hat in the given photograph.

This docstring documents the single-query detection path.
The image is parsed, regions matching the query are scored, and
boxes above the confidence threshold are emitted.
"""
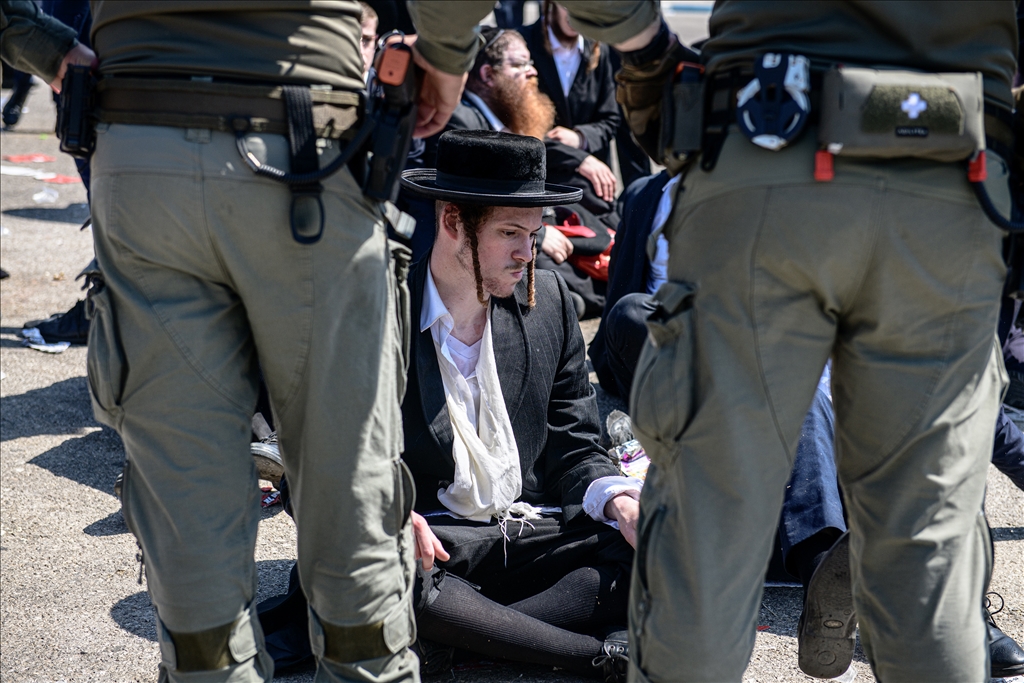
[401,129,582,207]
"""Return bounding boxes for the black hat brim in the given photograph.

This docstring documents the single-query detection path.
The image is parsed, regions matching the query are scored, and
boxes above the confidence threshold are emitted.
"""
[400,169,583,207]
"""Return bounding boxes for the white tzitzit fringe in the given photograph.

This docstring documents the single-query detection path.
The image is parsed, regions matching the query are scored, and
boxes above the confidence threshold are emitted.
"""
[497,502,543,566]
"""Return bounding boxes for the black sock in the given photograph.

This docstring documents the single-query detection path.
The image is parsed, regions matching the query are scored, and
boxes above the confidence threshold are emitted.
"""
[418,572,605,676]
[507,566,628,634]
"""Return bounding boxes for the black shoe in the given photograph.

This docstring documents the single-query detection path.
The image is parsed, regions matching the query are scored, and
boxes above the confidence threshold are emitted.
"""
[986,592,1024,678]
[0,269,9,280]
[592,628,628,683]
[24,299,90,344]
[2,78,33,127]
[798,532,856,679]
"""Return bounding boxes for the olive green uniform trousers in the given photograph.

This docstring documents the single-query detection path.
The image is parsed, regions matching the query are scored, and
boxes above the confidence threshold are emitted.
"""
[88,123,417,683]
[628,128,1010,682]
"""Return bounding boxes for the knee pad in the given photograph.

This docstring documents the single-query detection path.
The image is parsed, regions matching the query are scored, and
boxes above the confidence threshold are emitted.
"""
[157,602,271,679]
[309,600,415,665]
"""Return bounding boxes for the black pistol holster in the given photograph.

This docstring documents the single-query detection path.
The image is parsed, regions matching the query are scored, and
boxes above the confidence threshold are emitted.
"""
[56,64,98,159]
[362,39,418,204]
[234,39,419,244]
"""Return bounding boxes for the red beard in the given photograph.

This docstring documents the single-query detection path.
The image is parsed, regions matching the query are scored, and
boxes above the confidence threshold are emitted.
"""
[485,74,556,140]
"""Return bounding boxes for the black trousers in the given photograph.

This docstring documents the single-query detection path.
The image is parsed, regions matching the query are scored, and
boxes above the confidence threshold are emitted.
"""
[416,513,633,610]
[258,512,633,669]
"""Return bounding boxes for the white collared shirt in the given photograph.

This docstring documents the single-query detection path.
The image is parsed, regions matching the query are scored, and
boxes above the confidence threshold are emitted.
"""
[548,25,585,97]
[463,90,508,133]
[421,265,484,426]
[647,174,681,294]
[421,265,642,526]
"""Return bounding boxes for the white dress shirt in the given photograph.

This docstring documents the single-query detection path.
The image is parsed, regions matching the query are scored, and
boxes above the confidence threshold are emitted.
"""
[422,267,484,425]
[547,25,585,97]
[647,174,681,294]
[421,265,641,525]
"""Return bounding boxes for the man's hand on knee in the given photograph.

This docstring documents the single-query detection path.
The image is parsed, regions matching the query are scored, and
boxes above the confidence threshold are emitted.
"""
[604,493,640,549]
[412,511,450,570]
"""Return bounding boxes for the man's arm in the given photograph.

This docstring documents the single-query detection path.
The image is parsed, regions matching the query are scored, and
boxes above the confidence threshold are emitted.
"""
[0,0,78,86]
[540,272,622,522]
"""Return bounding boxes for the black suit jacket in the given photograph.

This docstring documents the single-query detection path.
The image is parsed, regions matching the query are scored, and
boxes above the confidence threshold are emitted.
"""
[521,21,620,165]
[588,171,670,394]
[401,256,619,523]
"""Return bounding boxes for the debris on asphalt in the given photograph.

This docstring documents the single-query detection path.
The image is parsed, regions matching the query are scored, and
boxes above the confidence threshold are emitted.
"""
[261,488,282,508]
[3,154,55,163]
[31,187,58,204]
[1,164,56,180]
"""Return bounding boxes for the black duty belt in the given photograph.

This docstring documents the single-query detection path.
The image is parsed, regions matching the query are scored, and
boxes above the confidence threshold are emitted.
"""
[700,65,1016,172]
[96,77,361,139]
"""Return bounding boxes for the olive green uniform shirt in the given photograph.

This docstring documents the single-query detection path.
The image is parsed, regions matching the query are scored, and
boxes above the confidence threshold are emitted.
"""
[0,0,78,83]
[2,0,1018,106]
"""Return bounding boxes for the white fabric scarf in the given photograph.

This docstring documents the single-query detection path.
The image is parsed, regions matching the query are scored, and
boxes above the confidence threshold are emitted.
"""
[435,313,536,523]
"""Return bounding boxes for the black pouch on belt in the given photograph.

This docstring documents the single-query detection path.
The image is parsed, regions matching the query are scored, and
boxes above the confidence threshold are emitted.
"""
[57,64,98,159]
[659,62,705,176]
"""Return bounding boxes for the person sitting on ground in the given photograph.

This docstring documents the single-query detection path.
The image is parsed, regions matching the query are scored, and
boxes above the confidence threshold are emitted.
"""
[259,130,639,682]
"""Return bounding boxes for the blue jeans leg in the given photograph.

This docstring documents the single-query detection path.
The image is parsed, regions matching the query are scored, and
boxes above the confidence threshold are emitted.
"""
[779,381,847,574]
[993,406,1024,492]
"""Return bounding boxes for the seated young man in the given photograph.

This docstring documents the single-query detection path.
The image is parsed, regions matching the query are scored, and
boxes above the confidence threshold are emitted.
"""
[259,130,640,681]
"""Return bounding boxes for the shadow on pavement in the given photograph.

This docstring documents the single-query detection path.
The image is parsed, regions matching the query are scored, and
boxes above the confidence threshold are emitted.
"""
[0,326,30,348]
[110,591,156,642]
[2,203,89,224]
[993,526,1024,542]
[85,510,129,537]
[2,375,101,441]
[29,426,124,496]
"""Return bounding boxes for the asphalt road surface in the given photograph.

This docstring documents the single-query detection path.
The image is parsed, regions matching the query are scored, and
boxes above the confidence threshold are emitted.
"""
[3,50,1022,683]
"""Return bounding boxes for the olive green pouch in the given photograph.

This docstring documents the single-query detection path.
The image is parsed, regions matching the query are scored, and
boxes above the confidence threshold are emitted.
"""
[818,67,985,162]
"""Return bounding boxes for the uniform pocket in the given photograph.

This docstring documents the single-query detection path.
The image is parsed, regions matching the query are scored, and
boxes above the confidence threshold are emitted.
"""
[83,262,128,431]
[629,281,699,465]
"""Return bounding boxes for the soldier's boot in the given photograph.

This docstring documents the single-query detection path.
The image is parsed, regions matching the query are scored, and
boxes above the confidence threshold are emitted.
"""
[157,606,273,683]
